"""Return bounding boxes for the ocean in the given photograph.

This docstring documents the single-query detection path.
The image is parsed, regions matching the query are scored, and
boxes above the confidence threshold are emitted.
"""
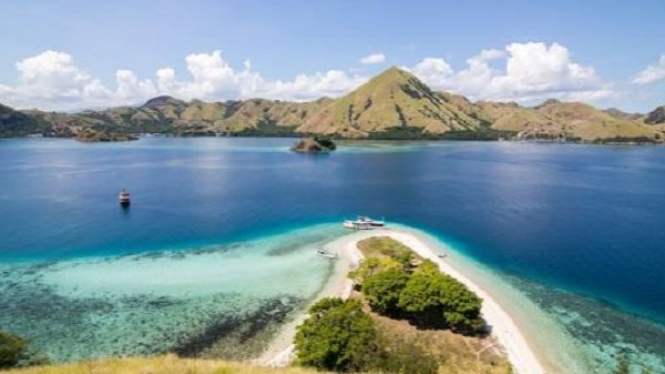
[0,137,663,373]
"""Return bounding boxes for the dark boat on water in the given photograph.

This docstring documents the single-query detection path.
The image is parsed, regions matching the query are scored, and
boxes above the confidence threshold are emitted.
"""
[119,189,131,207]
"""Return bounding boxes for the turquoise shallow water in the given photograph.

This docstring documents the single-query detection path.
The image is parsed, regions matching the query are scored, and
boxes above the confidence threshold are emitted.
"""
[0,137,664,373]
[0,223,342,361]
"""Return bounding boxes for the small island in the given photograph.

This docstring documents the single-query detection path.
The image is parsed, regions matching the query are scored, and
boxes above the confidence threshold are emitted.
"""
[290,137,336,153]
[75,131,138,143]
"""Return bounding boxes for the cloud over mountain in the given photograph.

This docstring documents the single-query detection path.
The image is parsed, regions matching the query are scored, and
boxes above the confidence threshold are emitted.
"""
[0,50,367,110]
[0,43,619,111]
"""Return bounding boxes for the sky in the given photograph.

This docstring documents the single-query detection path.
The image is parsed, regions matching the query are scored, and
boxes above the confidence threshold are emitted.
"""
[0,0,664,112]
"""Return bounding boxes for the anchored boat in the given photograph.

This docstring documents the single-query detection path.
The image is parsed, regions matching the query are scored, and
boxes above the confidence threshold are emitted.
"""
[118,189,131,207]
[357,216,385,227]
[343,215,386,230]
[316,249,337,259]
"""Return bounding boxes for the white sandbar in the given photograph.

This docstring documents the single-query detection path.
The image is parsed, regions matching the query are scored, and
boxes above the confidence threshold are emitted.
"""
[258,228,545,374]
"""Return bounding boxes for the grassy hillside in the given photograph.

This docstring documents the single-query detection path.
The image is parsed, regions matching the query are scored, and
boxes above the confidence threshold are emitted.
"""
[297,67,481,137]
[2,355,334,374]
[475,101,551,133]
[20,96,330,138]
[533,100,659,142]
[0,104,46,137]
[474,99,660,142]
[603,108,643,121]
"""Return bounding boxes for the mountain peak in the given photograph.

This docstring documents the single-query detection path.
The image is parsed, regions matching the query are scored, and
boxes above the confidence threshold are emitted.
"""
[370,66,418,84]
[535,99,562,109]
[297,66,481,135]
[353,66,433,101]
[140,96,186,109]
[645,105,665,124]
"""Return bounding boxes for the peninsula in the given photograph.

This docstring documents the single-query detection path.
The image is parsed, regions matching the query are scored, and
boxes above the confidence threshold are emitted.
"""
[258,228,545,374]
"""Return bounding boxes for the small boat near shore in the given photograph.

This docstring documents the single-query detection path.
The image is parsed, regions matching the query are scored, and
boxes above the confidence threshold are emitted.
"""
[357,216,385,227]
[343,220,373,230]
[343,215,386,230]
[119,189,131,207]
[316,249,337,259]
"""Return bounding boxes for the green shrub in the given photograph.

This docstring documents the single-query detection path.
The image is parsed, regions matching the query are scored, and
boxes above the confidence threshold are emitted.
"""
[348,257,401,284]
[398,262,449,327]
[440,281,484,334]
[295,298,377,372]
[0,330,28,369]
[362,268,410,315]
[398,260,485,334]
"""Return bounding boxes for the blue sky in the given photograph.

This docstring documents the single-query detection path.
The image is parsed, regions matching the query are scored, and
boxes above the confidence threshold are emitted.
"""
[1,0,664,112]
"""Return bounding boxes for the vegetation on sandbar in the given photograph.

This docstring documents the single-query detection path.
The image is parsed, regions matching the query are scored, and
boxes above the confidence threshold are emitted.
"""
[294,237,504,374]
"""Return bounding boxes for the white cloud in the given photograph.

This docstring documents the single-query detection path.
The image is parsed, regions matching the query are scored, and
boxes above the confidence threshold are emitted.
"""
[0,49,368,110]
[156,68,177,92]
[410,42,612,103]
[3,50,112,108]
[261,70,367,101]
[359,53,386,65]
[632,55,665,85]
[115,70,157,101]
[410,57,453,83]
[0,43,617,110]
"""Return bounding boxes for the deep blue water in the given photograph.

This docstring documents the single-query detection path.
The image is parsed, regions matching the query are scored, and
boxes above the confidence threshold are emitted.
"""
[1,137,664,370]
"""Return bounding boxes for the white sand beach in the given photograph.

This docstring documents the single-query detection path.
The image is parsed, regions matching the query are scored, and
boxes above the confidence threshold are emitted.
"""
[257,228,545,374]
[255,233,364,367]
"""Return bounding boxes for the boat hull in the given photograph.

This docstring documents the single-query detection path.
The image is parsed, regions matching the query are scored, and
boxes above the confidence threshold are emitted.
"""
[343,220,373,230]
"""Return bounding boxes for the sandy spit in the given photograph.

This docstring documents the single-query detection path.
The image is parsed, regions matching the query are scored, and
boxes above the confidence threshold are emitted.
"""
[256,228,545,374]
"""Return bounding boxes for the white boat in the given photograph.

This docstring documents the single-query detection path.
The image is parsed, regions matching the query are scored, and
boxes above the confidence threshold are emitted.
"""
[356,215,385,227]
[316,250,337,259]
[343,220,373,230]
[343,216,385,230]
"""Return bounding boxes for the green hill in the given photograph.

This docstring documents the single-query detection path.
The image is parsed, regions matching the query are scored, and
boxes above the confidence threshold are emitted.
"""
[529,100,659,142]
[296,67,482,137]
[0,104,45,137]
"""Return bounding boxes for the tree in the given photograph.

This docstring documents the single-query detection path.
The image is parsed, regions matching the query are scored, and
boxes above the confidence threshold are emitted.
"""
[439,278,484,334]
[0,330,28,369]
[398,260,484,334]
[398,262,448,327]
[362,268,410,315]
[295,298,377,372]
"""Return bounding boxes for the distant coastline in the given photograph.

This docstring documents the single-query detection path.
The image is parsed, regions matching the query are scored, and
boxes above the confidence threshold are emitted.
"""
[6,131,665,146]
[2,67,664,144]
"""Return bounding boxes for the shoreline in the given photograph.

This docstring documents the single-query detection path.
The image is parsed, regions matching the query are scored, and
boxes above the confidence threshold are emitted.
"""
[254,232,364,367]
[256,227,545,374]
